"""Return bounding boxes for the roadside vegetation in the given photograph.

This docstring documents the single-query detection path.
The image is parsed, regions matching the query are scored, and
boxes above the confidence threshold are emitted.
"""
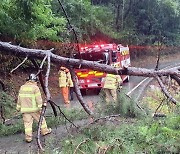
[44,91,180,153]
[57,115,180,154]
[0,0,179,46]
[142,79,180,115]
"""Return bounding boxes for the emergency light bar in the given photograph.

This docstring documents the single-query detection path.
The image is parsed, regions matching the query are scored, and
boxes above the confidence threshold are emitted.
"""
[80,44,117,52]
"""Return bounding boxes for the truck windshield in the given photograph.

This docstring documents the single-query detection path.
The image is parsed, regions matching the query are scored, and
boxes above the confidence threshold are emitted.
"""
[74,51,109,64]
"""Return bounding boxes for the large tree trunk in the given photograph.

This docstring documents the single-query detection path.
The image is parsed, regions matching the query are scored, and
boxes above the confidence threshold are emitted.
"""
[0,41,180,107]
[0,41,179,77]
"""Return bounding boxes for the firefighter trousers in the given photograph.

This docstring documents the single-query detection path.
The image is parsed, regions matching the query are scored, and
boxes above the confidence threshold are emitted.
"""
[22,112,50,142]
[60,87,70,104]
[104,88,117,104]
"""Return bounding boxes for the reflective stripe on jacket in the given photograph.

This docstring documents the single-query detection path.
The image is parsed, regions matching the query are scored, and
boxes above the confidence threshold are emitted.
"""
[59,69,73,87]
[58,70,68,87]
[16,81,42,113]
[103,74,122,89]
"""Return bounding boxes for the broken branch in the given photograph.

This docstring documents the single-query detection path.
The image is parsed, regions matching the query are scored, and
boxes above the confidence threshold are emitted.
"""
[10,56,28,73]
[37,53,51,150]
[69,67,93,115]
[156,75,179,105]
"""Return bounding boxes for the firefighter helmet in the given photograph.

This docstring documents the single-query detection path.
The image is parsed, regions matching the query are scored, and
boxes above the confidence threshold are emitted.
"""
[28,74,38,82]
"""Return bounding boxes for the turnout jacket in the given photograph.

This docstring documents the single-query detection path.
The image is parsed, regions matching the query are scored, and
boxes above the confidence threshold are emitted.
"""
[58,68,73,87]
[16,81,42,113]
[103,74,122,89]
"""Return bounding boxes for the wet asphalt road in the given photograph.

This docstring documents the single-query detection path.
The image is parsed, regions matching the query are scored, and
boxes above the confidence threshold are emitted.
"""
[51,59,180,110]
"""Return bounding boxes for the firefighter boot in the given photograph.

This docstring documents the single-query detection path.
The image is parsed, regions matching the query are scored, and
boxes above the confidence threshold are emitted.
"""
[25,135,32,143]
[25,139,32,143]
[65,101,70,108]
[42,128,52,136]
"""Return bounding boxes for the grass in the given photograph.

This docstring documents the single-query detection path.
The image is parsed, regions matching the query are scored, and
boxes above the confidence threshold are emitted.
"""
[43,89,180,153]
[0,90,88,136]
[1,75,180,154]
[0,107,87,136]
[0,91,16,118]
[97,89,147,118]
[53,114,180,154]
[142,83,180,115]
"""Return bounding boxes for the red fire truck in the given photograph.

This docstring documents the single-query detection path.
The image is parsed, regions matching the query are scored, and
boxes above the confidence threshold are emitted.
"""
[74,43,131,94]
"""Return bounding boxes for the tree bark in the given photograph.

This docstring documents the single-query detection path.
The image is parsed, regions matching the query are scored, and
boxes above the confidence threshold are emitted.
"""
[170,75,180,86]
[69,67,93,115]
[0,41,180,107]
[0,41,180,77]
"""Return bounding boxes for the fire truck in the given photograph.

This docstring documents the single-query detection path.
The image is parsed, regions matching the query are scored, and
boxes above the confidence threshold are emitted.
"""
[74,43,131,95]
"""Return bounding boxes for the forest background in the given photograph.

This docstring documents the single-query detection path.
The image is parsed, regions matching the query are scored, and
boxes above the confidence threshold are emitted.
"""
[0,0,179,46]
[0,0,179,72]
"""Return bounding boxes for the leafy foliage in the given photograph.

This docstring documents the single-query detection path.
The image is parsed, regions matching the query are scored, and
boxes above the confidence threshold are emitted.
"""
[52,0,114,43]
[142,83,180,115]
[0,0,67,42]
[99,89,146,118]
[0,120,24,136]
[59,115,180,153]
[0,0,179,45]
[92,0,180,45]
[0,91,15,118]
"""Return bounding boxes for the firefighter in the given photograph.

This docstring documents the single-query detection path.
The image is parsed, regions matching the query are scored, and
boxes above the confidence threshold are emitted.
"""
[103,72,122,104]
[58,66,71,106]
[16,74,51,143]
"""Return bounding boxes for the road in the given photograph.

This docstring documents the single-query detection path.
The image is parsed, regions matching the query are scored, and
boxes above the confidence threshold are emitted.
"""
[126,60,180,101]
[51,59,180,110]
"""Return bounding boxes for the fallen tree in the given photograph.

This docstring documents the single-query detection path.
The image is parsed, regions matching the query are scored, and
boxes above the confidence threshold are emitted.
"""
[0,41,180,150]
[0,41,180,106]
[0,42,180,77]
